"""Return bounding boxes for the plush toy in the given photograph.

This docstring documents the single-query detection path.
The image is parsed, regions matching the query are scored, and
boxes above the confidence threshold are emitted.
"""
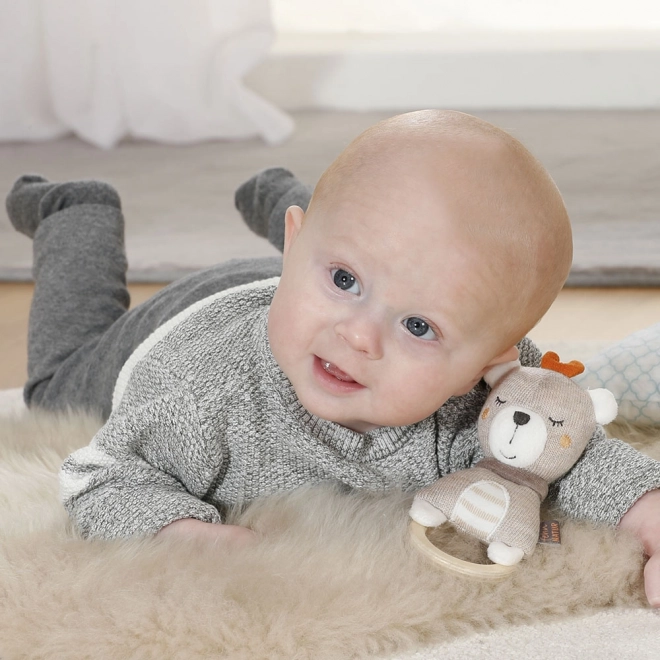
[409,352,618,570]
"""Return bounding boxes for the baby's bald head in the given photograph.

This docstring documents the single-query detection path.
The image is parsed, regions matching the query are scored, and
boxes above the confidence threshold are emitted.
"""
[304,110,572,350]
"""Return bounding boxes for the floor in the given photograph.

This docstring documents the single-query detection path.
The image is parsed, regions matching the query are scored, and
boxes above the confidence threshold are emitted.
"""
[2,282,659,390]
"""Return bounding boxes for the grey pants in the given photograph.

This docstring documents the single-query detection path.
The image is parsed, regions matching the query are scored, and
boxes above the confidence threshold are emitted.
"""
[16,179,311,420]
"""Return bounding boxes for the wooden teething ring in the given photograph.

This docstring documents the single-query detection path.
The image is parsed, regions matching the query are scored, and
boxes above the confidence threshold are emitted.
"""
[409,521,516,580]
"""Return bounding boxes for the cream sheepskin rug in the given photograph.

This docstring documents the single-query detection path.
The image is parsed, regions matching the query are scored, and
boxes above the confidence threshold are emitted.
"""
[0,409,657,659]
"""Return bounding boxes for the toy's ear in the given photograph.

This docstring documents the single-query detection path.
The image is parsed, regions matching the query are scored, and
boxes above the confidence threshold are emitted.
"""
[483,360,521,388]
[588,388,618,425]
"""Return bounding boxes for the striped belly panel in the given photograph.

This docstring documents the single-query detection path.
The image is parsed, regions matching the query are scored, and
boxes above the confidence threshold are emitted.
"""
[450,481,509,541]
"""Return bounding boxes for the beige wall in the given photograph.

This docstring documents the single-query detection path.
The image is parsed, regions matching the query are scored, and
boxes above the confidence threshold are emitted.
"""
[271,0,660,32]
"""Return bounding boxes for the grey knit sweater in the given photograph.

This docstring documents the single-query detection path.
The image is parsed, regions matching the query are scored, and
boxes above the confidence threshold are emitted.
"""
[60,279,660,539]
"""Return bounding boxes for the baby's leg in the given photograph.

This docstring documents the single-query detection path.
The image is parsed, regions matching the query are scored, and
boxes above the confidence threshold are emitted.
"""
[6,175,129,413]
[7,175,284,420]
[235,168,312,252]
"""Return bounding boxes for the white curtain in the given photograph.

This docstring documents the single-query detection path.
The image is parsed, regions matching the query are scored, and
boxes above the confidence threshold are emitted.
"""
[0,0,294,147]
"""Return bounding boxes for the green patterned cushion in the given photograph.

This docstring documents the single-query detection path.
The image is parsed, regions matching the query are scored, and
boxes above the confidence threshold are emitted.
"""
[575,323,660,426]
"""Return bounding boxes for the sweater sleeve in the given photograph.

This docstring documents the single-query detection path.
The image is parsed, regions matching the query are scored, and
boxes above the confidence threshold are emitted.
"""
[518,336,542,368]
[548,425,660,526]
[59,357,224,539]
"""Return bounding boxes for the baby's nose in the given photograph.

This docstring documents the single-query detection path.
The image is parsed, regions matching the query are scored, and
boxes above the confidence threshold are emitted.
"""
[334,317,383,359]
[513,411,530,426]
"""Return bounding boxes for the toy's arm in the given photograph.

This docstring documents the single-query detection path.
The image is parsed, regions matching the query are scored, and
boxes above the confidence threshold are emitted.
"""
[548,425,660,527]
[60,357,224,539]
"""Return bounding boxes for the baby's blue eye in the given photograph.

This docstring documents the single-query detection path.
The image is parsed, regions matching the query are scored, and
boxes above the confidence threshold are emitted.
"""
[404,317,436,340]
[332,268,360,294]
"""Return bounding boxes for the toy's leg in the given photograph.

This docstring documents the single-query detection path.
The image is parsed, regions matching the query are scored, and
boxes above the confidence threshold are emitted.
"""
[6,175,129,412]
[234,167,312,253]
[487,541,524,566]
[409,498,448,527]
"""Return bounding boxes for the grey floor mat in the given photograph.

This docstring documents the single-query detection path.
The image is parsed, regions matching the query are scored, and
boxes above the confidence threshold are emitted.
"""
[1,110,658,286]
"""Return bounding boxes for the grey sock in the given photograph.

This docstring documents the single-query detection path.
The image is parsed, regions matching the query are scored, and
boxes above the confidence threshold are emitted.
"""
[234,167,312,253]
[6,175,122,239]
[6,175,56,238]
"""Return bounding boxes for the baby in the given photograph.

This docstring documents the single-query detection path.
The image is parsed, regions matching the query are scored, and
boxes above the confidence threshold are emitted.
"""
[6,110,660,605]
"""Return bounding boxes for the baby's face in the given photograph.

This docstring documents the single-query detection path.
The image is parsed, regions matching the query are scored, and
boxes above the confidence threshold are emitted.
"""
[268,178,517,433]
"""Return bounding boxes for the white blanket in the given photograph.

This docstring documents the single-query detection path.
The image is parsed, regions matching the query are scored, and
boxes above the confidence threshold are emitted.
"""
[0,385,657,659]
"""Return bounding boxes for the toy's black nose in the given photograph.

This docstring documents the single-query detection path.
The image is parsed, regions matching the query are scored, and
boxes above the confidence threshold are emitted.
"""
[513,411,530,426]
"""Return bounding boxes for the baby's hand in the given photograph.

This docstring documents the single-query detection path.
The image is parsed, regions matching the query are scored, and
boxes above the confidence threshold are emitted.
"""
[157,518,258,548]
[618,489,660,608]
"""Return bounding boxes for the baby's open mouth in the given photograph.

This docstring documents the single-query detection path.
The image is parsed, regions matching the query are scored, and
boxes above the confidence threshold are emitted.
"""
[313,356,365,392]
[322,361,356,383]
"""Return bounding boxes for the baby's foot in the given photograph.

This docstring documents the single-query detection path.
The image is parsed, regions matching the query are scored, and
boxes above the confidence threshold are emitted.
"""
[234,167,312,253]
[6,175,57,238]
[6,175,121,238]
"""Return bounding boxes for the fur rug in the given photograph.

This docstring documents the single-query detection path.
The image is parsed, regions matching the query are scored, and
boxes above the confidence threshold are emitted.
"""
[0,409,657,659]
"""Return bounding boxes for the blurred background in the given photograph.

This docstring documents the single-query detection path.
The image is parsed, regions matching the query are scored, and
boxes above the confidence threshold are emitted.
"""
[1,0,659,388]
[262,0,660,111]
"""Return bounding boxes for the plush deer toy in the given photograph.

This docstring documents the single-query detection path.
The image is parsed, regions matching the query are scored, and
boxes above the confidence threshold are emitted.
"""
[409,352,618,566]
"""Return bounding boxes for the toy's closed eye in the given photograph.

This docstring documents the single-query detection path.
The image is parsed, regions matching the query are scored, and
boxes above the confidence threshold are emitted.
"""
[494,396,506,406]
[549,417,564,427]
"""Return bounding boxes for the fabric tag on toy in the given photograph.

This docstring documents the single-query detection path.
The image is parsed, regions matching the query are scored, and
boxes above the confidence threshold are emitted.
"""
[538,520,561,545]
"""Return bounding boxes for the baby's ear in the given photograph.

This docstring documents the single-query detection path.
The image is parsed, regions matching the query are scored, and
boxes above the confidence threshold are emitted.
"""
[588,388,618,425]
[483,360,521,388]
[283,205,305,259]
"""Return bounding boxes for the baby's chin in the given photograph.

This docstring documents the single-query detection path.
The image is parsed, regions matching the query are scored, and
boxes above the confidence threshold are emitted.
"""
[295,383,451,431]
[303,399,425,433]
[338,419,382,434]
[302,402,382,433]
[293,392,381,433]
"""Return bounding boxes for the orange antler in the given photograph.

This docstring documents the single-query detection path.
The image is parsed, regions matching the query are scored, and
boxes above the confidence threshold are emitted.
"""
[540,351,585,378]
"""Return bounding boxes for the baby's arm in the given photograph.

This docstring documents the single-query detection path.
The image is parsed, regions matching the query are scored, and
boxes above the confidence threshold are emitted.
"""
[549,426,660,526]
[157,518,256,547]
[619,489,660,607]
[549,426,660,607]
[60,359,240,540]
